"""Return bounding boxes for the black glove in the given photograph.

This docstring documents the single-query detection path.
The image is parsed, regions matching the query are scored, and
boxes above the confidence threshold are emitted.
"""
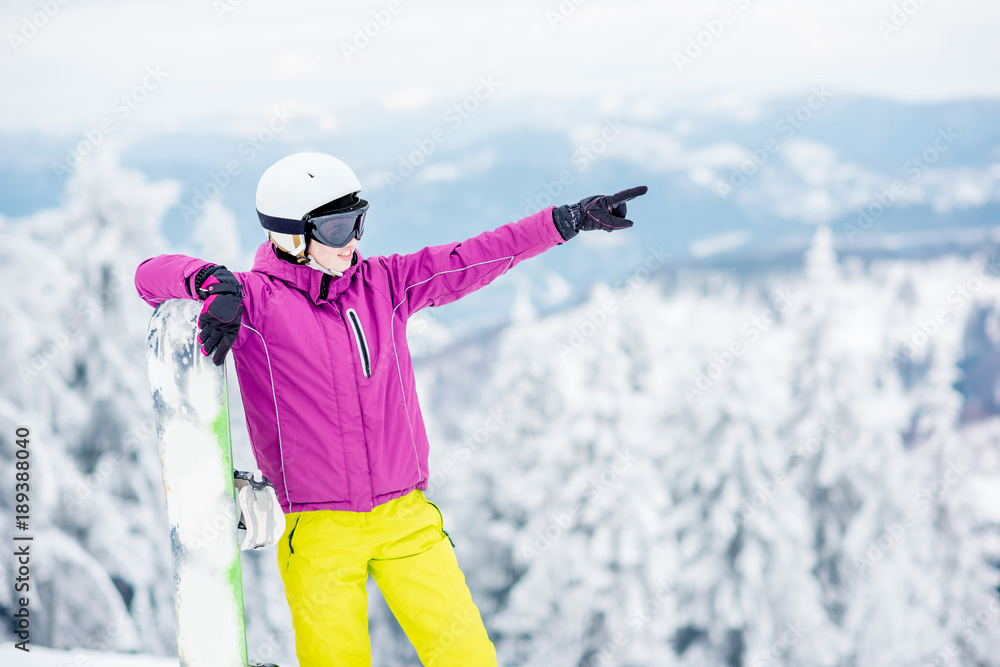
[552,186,648,241]
[194,265,244,366]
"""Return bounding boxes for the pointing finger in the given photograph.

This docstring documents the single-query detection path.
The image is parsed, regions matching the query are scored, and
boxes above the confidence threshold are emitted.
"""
[609,186,648,206]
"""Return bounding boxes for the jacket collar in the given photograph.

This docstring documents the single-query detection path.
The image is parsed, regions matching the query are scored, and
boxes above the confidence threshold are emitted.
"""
[252,241,363,304]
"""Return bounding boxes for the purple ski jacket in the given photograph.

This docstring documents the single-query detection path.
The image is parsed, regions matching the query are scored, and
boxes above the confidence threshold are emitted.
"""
[135,208,562,513]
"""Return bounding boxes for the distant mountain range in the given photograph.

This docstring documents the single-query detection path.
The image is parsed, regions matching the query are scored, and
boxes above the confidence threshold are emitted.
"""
[2,94,998,334]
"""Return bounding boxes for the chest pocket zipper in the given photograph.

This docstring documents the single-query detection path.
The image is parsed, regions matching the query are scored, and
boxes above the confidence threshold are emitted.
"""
[346,308,372,378]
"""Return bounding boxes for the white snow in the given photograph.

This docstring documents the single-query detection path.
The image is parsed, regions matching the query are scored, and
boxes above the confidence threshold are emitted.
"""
[0,644,175,667]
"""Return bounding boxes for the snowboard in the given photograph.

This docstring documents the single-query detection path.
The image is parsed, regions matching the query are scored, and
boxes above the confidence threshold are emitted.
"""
[145,299,276,667]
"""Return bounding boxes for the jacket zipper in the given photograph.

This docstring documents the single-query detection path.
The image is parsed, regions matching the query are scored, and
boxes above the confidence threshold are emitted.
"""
[346,308,372,378]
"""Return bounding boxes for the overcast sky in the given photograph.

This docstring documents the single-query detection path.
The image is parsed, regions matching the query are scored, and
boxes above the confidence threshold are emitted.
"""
[1,0,998,136]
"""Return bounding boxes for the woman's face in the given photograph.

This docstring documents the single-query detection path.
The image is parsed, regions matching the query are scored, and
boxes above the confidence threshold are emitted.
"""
[307,237,358,274]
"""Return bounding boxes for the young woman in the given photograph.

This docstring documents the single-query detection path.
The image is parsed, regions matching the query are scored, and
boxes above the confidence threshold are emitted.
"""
[135,152,646,666]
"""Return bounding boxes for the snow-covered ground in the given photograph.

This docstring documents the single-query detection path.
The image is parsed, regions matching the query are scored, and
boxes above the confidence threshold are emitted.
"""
[0,645,175,667]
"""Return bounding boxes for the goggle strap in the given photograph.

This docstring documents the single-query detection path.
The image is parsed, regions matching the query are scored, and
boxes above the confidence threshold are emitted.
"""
[258,210,306,235]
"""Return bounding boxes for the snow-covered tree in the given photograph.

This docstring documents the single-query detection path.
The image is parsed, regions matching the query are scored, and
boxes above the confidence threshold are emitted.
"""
[417,227,1000,666]
[0,149,182,651]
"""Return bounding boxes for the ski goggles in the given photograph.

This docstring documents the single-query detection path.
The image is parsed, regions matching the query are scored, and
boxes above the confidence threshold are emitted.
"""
[304,199,369,248]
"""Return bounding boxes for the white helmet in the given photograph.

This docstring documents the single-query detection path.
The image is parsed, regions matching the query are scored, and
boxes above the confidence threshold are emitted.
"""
[256,152,363,271]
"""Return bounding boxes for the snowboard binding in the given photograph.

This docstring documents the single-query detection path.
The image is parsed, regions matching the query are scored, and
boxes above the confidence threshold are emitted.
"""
[234,469,286,551]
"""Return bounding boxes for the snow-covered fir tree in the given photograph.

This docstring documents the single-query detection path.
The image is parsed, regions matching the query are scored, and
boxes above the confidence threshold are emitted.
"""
[1,150,181,651]
[418,226,1000,666]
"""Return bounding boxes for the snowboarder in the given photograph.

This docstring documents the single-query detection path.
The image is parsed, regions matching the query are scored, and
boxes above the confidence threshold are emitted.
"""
[135,152,646,666]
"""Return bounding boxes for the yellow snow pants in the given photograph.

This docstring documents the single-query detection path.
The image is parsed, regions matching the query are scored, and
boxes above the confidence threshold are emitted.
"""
[276,489,497,666]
